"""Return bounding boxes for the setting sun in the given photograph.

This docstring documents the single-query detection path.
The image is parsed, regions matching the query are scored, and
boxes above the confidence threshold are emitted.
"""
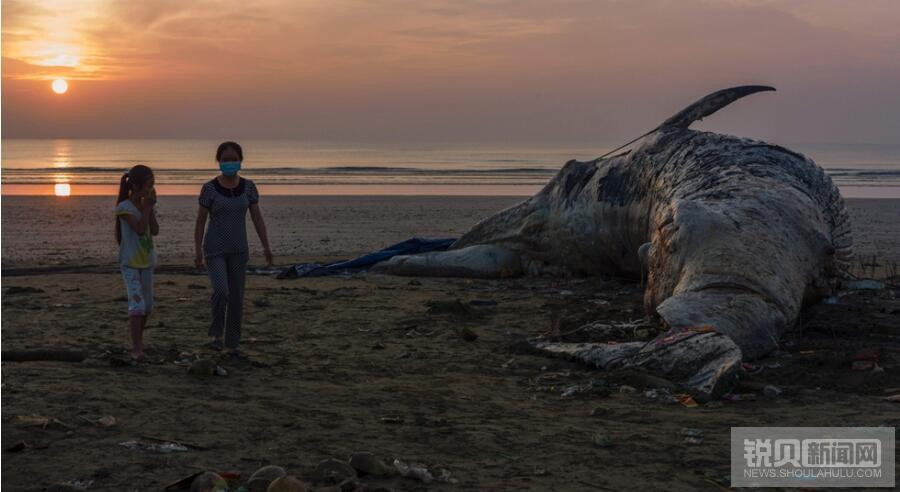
[54,183,71,196]
[51,79,68,94]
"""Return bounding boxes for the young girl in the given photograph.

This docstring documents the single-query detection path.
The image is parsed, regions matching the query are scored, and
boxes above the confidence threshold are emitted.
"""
[115,165,159,361]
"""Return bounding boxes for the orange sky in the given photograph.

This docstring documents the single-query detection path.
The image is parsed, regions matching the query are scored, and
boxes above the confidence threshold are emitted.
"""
[2,0,899,143]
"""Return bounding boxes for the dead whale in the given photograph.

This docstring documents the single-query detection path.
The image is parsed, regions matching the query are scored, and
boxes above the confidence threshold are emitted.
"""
[374,86,852,398]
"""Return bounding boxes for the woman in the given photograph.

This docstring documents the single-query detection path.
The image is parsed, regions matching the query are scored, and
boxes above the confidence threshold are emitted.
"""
[195,141,273,357]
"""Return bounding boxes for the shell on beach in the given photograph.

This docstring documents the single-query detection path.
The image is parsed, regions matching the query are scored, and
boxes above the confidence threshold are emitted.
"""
[248,465,287,492]
[312,458,357,484]
[266,475,308,492]
[190,471,229,492]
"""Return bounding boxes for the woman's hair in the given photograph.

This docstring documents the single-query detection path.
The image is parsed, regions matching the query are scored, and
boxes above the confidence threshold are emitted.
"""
[115,164,154,244]
[216,141,243,162]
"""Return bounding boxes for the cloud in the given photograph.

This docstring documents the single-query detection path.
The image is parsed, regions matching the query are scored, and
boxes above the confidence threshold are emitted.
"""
[2,0,899,142]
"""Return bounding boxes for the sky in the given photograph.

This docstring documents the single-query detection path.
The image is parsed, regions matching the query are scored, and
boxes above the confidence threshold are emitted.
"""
[2,0,899,144]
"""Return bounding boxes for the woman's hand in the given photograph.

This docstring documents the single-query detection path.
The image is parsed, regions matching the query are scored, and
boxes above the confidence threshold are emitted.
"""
[194,253,205,270]
[264,248,274,267]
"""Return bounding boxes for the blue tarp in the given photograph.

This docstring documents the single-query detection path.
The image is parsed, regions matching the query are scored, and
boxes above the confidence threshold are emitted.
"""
[278,237,457,278]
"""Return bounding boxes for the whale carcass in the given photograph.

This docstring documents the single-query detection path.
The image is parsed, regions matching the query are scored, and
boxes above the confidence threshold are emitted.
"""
[374,86,852,398]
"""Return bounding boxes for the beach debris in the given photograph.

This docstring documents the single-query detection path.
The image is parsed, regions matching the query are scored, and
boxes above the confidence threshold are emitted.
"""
[393,459,433,483]
[253,298,271,308]
[312,459,356,485]
[683,436,704,445]
[459,326,479,342]
[408,279,422,286]
[2,349,87,363]
[676,394,699,407]
[266,475,308,492]
[16,415,73,429]
[349,451,391,477]
[216,366,228,376]
[190,471,229,492]
[380,415,404,424]
[247,465,286,492]
[592,433,614,448]
[590,406,608,417]
[188,359,219,376]
[883,394,900,403]
[4,286,45,295]
[617,385,637,394]
[119,440,189,453]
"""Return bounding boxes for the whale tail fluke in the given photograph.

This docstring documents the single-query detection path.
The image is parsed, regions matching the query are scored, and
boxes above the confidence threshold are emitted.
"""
[660,85,775,129]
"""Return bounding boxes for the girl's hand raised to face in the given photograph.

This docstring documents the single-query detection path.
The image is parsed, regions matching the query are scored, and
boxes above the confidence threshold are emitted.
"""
[142,187,157,209]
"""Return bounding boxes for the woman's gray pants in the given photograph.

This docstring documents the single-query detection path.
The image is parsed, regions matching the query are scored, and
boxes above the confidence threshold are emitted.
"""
[206,251,249,349]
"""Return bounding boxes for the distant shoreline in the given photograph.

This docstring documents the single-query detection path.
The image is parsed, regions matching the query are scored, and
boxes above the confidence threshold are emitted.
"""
[3,185,900,199]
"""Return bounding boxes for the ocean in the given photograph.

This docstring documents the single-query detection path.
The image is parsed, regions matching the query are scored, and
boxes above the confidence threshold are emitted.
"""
[2,139,899,197]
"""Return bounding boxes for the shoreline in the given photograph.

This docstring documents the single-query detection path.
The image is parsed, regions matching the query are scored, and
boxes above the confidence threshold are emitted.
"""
[4,184,900,199]
[3,196,899,279]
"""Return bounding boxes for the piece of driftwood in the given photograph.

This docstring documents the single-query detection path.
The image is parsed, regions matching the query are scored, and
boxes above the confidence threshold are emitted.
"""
[2,350,87,362]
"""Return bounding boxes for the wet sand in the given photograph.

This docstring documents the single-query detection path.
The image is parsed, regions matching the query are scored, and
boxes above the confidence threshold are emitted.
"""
[2,196,899,491]
[3,196,899,273]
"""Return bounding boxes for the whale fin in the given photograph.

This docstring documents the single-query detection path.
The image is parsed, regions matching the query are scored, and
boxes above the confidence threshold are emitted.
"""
[660,85,775,129]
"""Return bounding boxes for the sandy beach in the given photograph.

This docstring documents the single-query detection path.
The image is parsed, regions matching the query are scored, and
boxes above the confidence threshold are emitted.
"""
[2,196,899,491]
[3,196,899,272]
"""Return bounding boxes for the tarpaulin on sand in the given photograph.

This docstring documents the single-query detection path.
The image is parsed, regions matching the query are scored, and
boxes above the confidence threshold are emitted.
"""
[277,237,456,278]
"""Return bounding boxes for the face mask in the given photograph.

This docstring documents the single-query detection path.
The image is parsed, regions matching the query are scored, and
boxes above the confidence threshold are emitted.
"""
[219,161,241,176]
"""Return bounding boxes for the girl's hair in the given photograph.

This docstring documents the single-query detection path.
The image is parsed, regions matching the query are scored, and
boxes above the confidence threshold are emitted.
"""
[115,164,154,244]
[216,141,243,162]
